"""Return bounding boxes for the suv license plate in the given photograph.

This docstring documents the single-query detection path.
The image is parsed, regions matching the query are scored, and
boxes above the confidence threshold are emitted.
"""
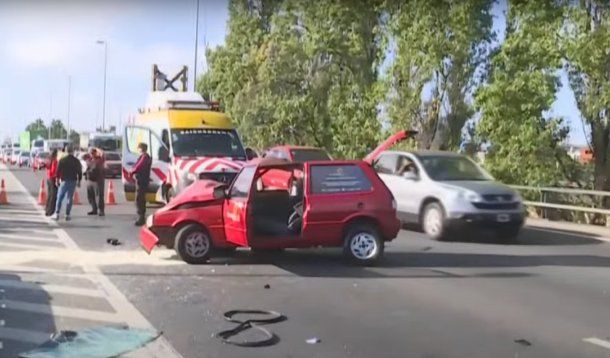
[497,214,510,223]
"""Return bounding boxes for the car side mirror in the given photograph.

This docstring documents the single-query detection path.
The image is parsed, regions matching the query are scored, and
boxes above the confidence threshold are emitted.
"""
[245,147,258,161]
[213,185,229,199]
[402,171,419,181]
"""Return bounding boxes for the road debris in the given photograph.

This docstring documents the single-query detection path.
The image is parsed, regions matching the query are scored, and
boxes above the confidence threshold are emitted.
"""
[264,284,271,289]
[306,337,321,344]
[106,238,121,246]
[18,326,160,357]
[514,339,532,346]
[215,310,287,347]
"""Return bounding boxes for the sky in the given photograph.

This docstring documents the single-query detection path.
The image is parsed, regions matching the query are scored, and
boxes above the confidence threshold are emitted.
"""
[0,0,589,146]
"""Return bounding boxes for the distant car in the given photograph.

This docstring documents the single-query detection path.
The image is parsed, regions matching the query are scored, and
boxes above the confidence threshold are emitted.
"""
[103,151,122,178]
[18,151,30,167]
[1,149,9,164]
[140,159,401,266]
[265,146,332,162]
[10,150,20,165]
[373,151,525,241]
[33,152,50,170]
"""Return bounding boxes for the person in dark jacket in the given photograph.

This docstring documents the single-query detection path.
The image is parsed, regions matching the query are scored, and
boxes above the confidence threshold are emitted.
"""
[130,143,152,226]
[85,147,106,216]
[45,149,59,216]
[53,145,82,221]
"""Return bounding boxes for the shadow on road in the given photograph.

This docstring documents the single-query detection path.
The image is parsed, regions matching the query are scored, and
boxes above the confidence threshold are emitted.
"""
[0,273,56,357]
[402,226,605,246]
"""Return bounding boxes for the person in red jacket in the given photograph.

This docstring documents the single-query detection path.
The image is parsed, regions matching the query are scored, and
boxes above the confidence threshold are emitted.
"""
[130,143,152,226]
[45,149,59,216]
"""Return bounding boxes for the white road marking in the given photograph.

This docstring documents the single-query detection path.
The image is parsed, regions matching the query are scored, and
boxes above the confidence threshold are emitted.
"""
[0,265,63,274]
[3,299,123,323]
[1,165,182,357]
[0,242,47,251]
[0,327,49,344]
[583,337,610,349]
[0,228,57,235]
[0,233,59,242]
[0,279,105,298]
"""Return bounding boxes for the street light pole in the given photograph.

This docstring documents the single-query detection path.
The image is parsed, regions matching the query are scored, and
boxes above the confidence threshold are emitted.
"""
[67,76,71,141]
[96,40,108,132]
[193,0,200,92]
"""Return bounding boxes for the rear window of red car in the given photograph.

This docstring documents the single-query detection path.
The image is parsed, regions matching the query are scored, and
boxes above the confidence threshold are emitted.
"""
[310,164,372,194]
[290,149,331,162]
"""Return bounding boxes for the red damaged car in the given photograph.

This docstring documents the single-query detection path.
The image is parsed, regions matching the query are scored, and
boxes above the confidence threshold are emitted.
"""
[140,130,416,265]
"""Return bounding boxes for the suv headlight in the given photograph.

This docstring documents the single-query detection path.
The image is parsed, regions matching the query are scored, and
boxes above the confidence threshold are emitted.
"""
[459,190,482,202]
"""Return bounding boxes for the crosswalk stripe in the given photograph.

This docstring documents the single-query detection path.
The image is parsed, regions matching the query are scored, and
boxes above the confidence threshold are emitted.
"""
[0,265,63,274]
[0,327,49,344]
[2,299,123,323]
[0,233,58,242]
[0,242,48,251]
[0,228,56,235]
[0,279,105,298]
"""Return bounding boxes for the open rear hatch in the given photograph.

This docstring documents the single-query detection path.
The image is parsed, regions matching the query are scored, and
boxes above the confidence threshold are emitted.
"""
[363,130,418,164]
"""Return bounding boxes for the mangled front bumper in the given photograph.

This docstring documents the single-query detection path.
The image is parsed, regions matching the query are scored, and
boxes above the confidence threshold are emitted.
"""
[139,226,159,254]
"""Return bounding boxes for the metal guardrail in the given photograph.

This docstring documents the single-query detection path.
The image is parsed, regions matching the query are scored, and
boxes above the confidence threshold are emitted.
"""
[510,185,610,216]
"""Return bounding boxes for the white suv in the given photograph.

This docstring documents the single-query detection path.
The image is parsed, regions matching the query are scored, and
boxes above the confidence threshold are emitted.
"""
[373,151,525,241]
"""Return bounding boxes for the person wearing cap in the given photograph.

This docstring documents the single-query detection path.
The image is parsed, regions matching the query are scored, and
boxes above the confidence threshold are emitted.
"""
[53,145,82,221]
[85,147,106,217]
[130,142,152,226]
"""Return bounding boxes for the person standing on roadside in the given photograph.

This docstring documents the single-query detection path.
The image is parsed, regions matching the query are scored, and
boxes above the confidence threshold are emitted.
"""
[45,149,59,216]
[85,147,106,217]
[53,145,82,221]
[130,143,152,226]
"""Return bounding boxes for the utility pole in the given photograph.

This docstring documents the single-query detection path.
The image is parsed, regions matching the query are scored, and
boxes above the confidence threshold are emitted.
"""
[193,0,200,92]
[48,92,53,140]
[67,76,71,141]
[96,40,108,132]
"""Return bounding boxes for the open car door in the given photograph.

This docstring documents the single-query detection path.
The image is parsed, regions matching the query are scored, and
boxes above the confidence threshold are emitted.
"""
[363,130,418,165]
[223,166,256,246]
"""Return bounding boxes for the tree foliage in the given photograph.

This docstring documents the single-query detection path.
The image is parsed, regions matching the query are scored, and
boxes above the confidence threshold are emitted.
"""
[475,0,569,186]
[563,0,610,191]
[200,0,384,158]
[384,0,494,150]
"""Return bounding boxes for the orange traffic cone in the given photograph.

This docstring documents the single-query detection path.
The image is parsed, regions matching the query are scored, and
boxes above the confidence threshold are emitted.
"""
[0,179,8,205]
[73,188,82,205]
[106,181,117,205]
[37,179,47,205]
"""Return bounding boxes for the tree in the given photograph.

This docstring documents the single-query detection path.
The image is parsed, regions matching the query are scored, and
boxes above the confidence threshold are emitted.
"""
[200,0,385,158]
[475,0,568,186]
[563,1,610,192]
[384,0,495,150]
[25,118,48,140]
[49,119,68,140]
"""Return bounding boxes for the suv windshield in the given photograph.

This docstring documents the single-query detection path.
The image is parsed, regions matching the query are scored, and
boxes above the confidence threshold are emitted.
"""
[171,129,246,160]
[291,149,331,162]
[418,155,491,181]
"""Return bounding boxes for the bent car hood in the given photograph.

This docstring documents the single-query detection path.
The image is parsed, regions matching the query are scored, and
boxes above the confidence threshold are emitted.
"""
[157,179,222,213]
[440,181,516,195]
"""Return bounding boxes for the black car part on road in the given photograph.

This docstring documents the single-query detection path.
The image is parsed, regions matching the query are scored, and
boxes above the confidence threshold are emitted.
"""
[215,310,287,347]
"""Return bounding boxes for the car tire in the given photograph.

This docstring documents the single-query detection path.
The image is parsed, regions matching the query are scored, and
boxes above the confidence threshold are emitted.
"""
[421,202,447,241]
[174,224,213,264]
[343,224,384,266]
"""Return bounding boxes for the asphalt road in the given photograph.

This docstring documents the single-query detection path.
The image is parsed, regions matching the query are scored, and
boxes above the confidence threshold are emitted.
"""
[2,165,610,357]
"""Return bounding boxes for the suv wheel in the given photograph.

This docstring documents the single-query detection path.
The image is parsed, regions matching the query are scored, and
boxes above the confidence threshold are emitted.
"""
[343,224,384,266]
[422,202,447,241]
[175,224,212,264]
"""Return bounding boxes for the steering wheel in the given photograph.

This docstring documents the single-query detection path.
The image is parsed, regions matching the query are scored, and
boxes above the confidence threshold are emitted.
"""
[287,202,303,232]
